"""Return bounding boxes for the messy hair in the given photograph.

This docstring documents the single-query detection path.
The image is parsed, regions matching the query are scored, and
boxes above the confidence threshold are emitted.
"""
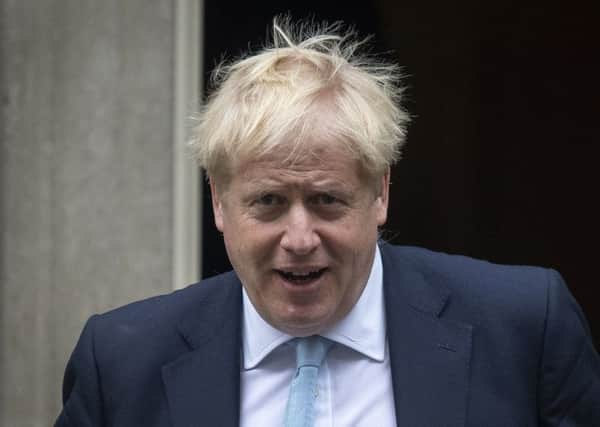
[189,17,409,183]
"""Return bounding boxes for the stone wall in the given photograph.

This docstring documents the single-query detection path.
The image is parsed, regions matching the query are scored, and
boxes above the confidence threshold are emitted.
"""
[1,1,178,424]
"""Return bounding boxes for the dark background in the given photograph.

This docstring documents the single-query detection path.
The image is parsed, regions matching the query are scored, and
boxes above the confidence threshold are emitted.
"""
[201,0,600,348]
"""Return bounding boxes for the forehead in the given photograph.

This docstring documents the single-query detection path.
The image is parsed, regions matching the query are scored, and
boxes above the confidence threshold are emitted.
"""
[233,143,364,186]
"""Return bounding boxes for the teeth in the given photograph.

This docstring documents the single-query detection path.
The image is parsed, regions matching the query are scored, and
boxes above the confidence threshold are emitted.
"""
[278,268,325,281]
[285,271,318,277]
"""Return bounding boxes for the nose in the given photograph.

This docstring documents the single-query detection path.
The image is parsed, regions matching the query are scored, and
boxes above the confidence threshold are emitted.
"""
[280,204,320,255]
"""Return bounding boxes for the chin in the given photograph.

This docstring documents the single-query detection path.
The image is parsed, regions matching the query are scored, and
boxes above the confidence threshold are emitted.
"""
[274,309,334,337]
[278,323,323,337]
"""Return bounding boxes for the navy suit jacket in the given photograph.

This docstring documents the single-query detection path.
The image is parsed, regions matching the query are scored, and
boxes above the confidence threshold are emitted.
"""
[56,244,600,426]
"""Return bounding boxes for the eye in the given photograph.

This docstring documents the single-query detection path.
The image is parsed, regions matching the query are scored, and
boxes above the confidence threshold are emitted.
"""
[255,194,285,206]
[311,193,339,205]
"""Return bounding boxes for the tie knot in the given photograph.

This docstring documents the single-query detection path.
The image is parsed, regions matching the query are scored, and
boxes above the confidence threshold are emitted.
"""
[295,336,333,368]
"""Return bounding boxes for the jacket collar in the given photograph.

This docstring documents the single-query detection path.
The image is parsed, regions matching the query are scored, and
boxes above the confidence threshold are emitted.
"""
[381,243,472,427]
[161,272,242,427]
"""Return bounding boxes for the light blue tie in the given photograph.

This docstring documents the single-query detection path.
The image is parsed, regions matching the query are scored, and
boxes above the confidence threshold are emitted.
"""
[283,336,333,427]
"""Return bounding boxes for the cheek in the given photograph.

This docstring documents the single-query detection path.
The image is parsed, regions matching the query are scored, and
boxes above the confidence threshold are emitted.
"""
[224,225,278,270]
[328,219,378,272]
[320,225,372,271]
[330,212,379,244]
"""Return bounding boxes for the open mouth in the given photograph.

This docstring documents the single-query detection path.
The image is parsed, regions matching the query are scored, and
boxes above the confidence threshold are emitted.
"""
[275,268,328,285]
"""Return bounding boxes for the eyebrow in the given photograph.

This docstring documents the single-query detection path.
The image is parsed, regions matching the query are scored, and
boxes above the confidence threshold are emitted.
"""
[242,177,352,193]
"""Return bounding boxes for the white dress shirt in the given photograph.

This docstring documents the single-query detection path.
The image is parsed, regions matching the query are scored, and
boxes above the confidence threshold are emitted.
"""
[240,246,397,427]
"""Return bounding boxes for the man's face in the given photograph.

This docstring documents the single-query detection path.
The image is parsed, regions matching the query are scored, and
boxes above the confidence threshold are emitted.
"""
[210,143,389,337]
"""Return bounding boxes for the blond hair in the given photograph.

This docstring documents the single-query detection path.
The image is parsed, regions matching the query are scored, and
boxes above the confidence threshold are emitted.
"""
[189,17,409,183]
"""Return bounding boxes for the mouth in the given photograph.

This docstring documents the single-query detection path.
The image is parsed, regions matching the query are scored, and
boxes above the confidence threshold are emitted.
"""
[274,268,328,285]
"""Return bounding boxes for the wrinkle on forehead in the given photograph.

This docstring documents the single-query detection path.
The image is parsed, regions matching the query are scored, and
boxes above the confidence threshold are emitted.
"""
[241,165,355,194]
[255,143,349,171]
[238,140,355,177]
[225,142,381,200]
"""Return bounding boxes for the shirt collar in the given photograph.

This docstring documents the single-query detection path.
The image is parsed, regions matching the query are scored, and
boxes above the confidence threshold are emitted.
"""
[242,245,386,370]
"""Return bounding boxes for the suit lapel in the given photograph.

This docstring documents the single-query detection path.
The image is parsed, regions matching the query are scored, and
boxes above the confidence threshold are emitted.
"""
[162,274,243,427]
[381,245,473,427]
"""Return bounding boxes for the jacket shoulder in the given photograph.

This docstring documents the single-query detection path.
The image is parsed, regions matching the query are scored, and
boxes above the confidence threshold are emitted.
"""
[60,271,241,421]
[86,271,240,365]
[380,243,553,294]
[379,243,558,324]
[379,244,600,425]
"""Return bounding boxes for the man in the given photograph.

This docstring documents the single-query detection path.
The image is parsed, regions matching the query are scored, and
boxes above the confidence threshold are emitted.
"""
[56,19,599,426]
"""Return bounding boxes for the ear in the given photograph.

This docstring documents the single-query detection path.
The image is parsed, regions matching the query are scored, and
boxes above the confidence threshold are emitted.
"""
[375,169,390,226]
[209,178,225,232]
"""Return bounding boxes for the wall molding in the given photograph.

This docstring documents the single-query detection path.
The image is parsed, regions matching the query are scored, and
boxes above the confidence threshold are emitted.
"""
[172,0,202,289]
